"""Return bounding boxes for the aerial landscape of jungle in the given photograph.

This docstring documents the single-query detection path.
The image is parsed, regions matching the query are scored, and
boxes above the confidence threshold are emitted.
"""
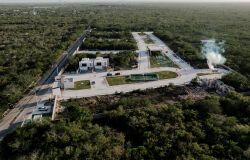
[0,2,250,159]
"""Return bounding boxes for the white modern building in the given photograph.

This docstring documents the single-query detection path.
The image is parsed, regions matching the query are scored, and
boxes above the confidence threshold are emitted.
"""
[94,57,109,71]
[78,57,109,72]
[79,58,94,72]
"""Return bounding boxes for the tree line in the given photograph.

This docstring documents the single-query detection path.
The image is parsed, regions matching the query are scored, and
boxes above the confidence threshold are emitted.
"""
[1,89,249,159]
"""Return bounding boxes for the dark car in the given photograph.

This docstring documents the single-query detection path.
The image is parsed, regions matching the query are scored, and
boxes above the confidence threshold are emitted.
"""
[115,72,121,76]
[91,81,95,85]
[107,73,112,76]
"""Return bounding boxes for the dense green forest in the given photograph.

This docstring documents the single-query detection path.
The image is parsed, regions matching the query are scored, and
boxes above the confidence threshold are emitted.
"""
[1,88,249,159]
[80,31,137,50]
[1,3,250,159]
[1,3,250,116]
[0,5,90,116]
[66,51,137,72]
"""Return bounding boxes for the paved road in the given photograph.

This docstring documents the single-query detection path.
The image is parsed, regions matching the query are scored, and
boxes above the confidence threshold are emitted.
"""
[61,67,228,100]
[132,32,150,70]
[0,84,52,141]
[0,27,91,141]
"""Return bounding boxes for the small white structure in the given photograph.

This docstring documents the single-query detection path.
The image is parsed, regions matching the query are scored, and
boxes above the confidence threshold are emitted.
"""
[63,77,74,89]
[147,45,162,56]
[79,58,94,72]
[94,57,109,71]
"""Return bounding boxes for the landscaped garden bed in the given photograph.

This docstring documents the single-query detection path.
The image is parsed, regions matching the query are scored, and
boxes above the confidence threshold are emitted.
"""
[130,74,159,81]
[70,80,91,90]
[150,53,179,68]
[144,35,154,44]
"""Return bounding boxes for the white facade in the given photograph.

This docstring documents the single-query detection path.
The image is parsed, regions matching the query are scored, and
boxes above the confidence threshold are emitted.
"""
[79,58,94,72]
[94,57,109,71]
[78,57,109,72]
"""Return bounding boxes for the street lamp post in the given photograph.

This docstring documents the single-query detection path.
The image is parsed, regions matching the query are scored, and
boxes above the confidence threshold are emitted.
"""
[34,90,38,107]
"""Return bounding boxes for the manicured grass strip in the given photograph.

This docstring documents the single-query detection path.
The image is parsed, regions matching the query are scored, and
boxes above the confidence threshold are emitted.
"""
[106,76,134,86]
[153,71,178,80]
[144,36,154,44]
[70,80,91,90]
[106,71,178,86]
[197,72,219,76]
[138,32,146,36]
[130,74,158,81]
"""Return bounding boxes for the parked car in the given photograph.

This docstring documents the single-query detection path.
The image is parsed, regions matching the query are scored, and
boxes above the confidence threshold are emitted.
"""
[107,73,112,76]
[91,81,95,85]
[38,106,48,111]
[115,72,121,76]
[212,69,219,73]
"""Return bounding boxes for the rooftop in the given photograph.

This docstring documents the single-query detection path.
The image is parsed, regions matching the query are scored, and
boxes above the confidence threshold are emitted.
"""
[147,45,162,51]
[64,78,74,83]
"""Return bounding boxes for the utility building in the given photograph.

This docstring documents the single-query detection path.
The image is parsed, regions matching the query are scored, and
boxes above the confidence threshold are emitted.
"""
[147,45,162,56]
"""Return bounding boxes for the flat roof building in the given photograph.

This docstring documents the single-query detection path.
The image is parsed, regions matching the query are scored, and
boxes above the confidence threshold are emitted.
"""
[78,57,109,72]
[147,45,162,56]
[94,57,109,71]
[79,58,94,72]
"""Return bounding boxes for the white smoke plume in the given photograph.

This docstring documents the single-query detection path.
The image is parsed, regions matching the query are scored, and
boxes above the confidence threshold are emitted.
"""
[201,39,226,70]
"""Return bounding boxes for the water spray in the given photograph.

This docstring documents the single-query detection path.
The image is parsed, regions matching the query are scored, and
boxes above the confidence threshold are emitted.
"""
[201,39,226,70]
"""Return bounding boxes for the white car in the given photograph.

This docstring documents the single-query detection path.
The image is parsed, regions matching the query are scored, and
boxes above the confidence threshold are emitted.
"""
[38,106,48,111]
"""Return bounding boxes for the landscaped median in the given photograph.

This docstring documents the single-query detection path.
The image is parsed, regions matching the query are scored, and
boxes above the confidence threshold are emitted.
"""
[150,53,179,68]
[144,35,154,44]
[70,80,91,90]
[106,71,178,86]
[197,72,220,76]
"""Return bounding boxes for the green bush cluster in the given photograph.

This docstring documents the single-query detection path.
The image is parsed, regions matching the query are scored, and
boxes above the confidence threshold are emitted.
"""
[1,91,249,159]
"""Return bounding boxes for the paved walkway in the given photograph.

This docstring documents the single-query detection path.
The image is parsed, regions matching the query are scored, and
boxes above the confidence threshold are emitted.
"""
[132,32,150,70]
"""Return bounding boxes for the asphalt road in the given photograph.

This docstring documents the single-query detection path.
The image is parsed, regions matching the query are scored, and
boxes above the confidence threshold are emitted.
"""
[0,27,91,141]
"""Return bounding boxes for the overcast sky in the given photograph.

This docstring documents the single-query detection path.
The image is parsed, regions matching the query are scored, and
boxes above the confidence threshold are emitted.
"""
[1,0,250,3]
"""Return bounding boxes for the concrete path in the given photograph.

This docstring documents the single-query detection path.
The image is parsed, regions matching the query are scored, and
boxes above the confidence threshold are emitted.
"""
[132,32,150,70]
[60,67,228,100]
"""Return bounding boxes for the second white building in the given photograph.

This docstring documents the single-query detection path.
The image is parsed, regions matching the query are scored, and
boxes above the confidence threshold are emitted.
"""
[79,57,109,72]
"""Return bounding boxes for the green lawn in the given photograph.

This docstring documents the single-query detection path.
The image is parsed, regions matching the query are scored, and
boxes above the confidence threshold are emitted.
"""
[144,36,154,44]
[70,80,91,90]
[153,71,178,80]
[106,76,135,86]
[197,72,219,76]
[150,54,179,68]
[138,32,146,36]
[106,71,178,86]
[131,74,158,80]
